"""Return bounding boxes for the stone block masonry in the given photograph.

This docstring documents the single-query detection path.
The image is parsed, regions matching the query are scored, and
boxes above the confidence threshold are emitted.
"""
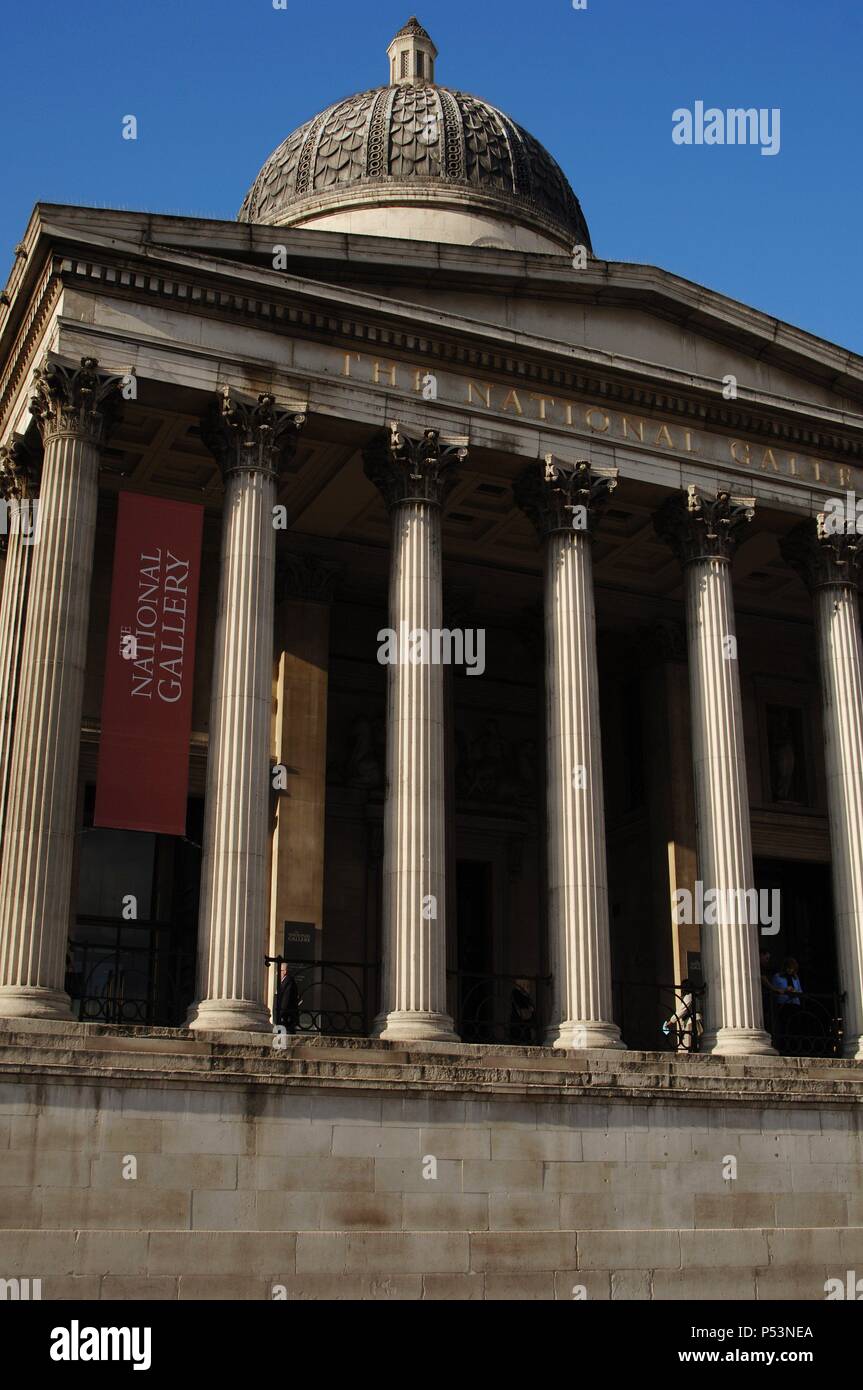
[0,1022,861,1300]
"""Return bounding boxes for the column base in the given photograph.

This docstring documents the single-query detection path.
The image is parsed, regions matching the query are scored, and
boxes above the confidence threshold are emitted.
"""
[842,1034,863,1061]
[702,1027,777,1057]
[187,999,272,1034]
[372,1010,458,1043]
[0,986,74,1021]
[546,1020,627,1051]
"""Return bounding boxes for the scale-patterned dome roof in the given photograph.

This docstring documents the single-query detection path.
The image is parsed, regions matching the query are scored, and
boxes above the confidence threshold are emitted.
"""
[238,21,591,251]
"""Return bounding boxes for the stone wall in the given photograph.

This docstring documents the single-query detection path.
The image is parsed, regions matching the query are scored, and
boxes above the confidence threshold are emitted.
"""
[1,1023,861,1300]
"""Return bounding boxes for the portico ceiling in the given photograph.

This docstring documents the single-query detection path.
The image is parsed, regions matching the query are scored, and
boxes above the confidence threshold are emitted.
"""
[94,399,812,625]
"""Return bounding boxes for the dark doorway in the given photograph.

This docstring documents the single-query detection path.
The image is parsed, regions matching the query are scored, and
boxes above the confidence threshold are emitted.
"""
[68,787,202,1026]
[754,857,842,1055]
[456,860,494,1041]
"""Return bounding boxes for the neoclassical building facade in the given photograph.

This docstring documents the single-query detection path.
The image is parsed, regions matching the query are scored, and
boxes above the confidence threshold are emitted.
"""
[1,18,862,1302]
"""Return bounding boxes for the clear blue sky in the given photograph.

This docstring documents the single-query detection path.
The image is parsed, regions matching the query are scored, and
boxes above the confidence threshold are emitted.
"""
[2,0,861,352]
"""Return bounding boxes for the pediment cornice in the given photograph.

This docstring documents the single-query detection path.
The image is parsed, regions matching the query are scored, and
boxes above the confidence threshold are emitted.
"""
[2,216,863,467]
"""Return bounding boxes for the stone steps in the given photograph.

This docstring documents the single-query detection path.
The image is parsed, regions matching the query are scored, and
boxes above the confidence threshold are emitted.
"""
[2,1020,862,1105]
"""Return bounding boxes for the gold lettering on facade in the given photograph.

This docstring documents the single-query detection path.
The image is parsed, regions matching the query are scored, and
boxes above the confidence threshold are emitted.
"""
[373,360,399,387]
[467,381,493,409]
[585,408,610,433]
[330,353,854,493]
[530,393,556,421]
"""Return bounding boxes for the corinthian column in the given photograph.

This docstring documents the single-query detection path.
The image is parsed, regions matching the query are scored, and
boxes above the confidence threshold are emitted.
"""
[781,518,863,1059]
[0,437,40,846]
[188,389,305,1034]
[515,457,624,1049]
[0,357,120,1019]
[363,423,467,1041]
[655,486,774,1056]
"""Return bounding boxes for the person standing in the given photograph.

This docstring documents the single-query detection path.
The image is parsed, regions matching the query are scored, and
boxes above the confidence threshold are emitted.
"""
[663,979,704,1053]
[771,956,803,1051]
[276,962,300,1033]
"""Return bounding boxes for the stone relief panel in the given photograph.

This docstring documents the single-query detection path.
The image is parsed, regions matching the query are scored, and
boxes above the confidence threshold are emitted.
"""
[455,716,538,809]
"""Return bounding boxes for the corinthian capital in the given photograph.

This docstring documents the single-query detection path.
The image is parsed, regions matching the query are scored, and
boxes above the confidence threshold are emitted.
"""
[654,485,755,565]
[29,356,122,445]
[202,387,306,480]
[514,455,618,540]
[363,421,468,510]
[780,516,863,591]
[0,434,40,502]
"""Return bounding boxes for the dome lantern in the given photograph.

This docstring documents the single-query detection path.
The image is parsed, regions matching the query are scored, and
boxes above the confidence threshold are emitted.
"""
[387,16,438,85]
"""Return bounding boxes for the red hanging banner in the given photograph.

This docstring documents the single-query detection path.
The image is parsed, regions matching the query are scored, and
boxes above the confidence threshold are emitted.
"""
[94,493,204,836]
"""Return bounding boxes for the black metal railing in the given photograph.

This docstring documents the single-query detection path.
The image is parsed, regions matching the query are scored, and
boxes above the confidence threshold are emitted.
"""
[618,978,846,1058]
[264,960,553,1045]
[67,919,195,1027]
[266,957,378,1037]
[448,970,551,1045]
[764,990,845,1058]
[615,980,707,1054]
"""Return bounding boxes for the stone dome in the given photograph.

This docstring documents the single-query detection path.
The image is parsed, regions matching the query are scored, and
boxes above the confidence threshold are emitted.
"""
[238,18,591,254]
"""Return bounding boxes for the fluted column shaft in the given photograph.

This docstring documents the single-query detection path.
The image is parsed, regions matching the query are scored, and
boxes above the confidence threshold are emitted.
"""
[189,390,304,1033]
[545,530,622,1046]
[364,424,466,1042]
[782,520,863,1059]
[516,457,624,1049]
[0,440,38,847]
[656,487,773,1056]
[381,497,448,1033]
[814,582,863,1057]
[0,358,120,1018]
